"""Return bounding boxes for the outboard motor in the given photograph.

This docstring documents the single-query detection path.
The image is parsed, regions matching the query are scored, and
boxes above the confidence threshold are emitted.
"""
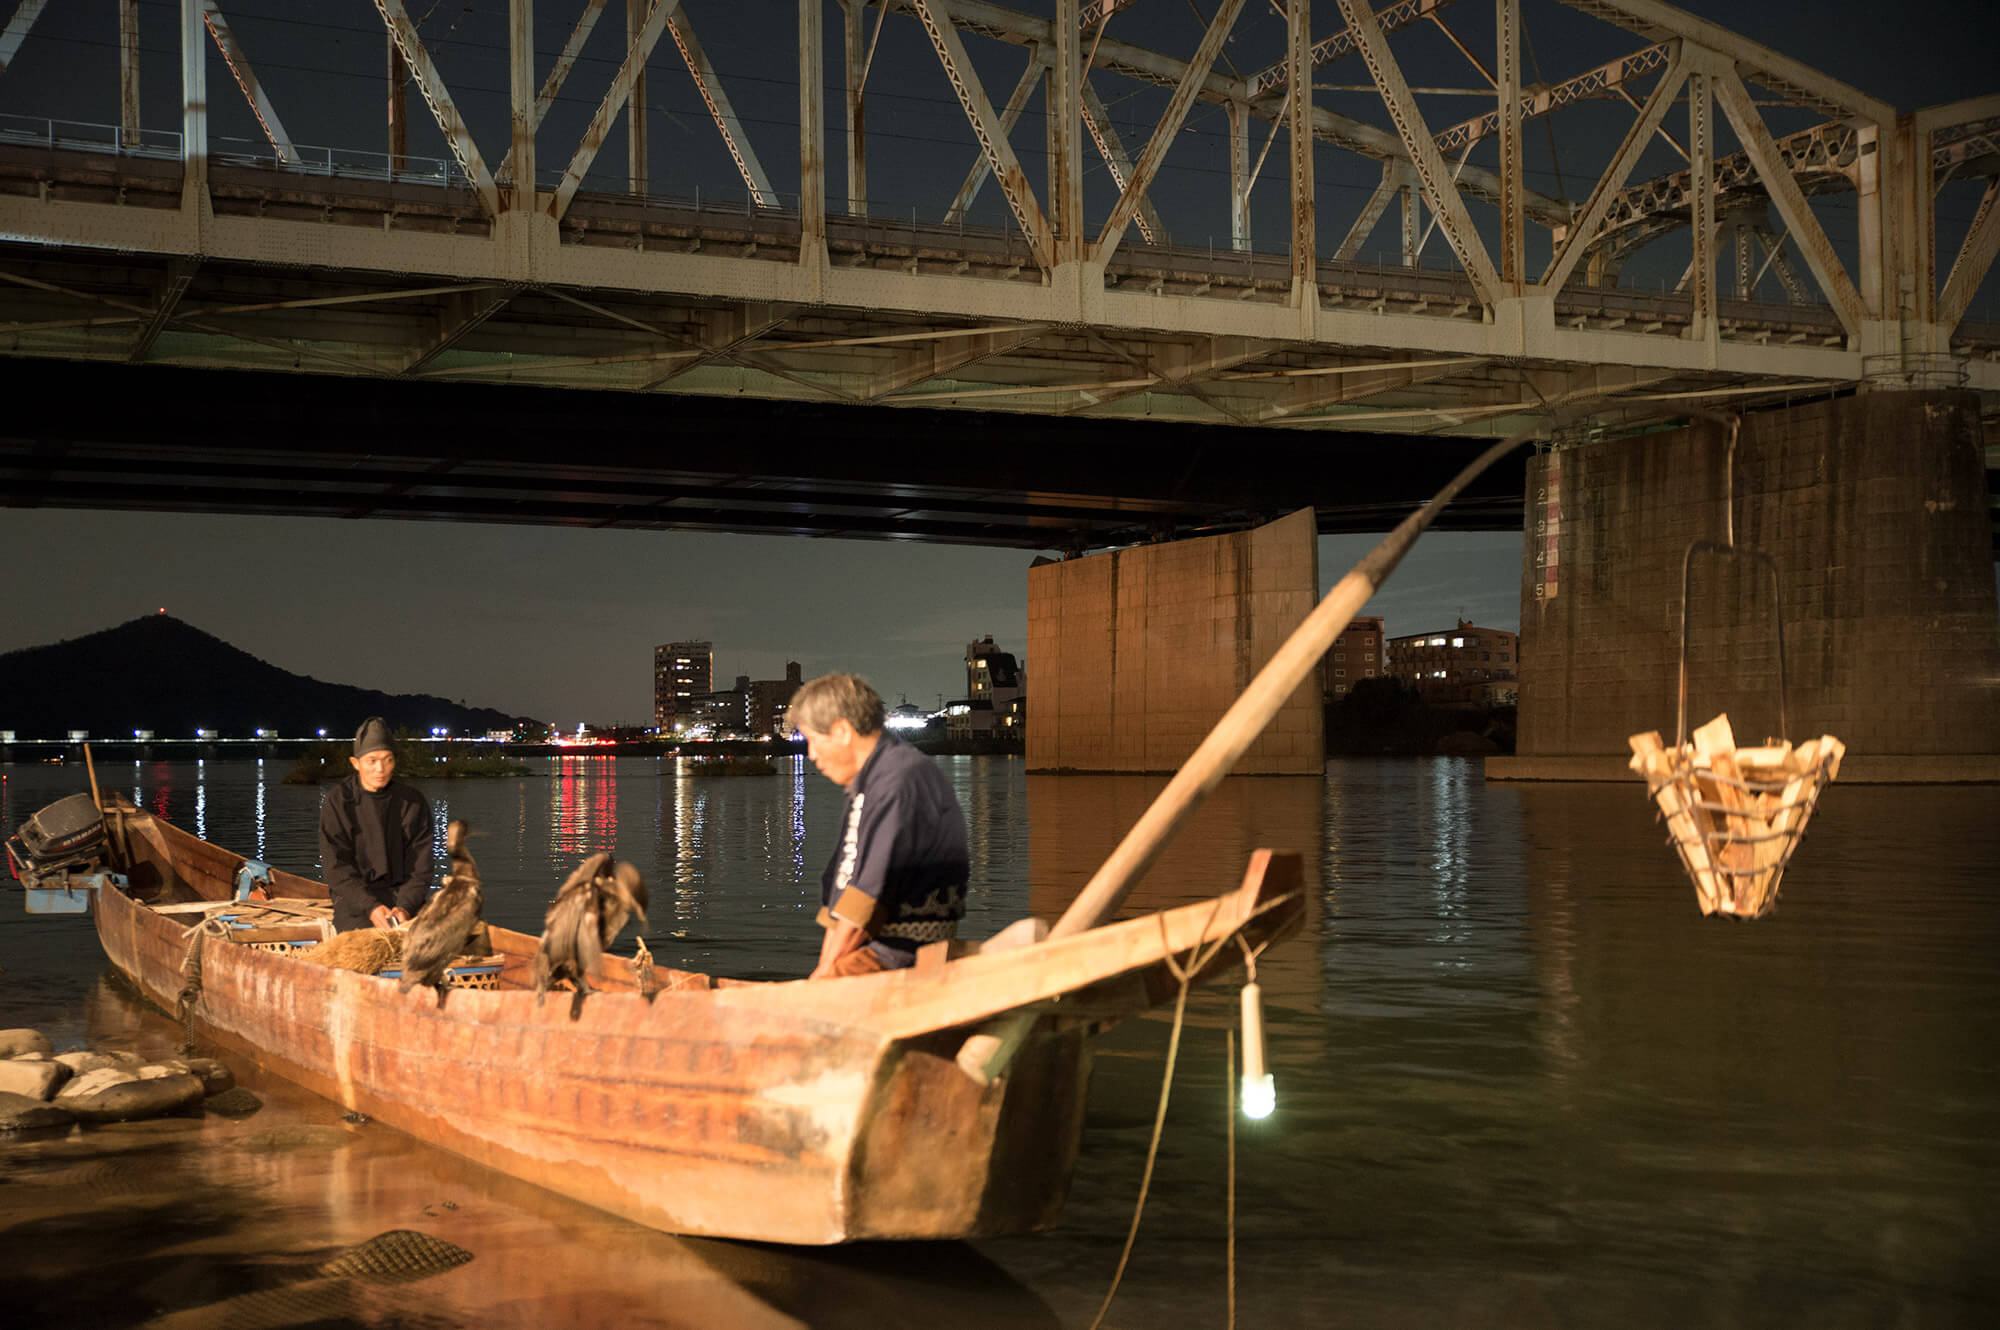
[6,793,119,913]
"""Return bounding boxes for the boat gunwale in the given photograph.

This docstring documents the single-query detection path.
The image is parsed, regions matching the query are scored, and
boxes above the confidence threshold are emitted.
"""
[102,796,1305,1045]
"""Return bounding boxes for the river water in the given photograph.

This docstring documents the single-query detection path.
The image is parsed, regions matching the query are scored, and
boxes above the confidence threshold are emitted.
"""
[1,756,1993,1327]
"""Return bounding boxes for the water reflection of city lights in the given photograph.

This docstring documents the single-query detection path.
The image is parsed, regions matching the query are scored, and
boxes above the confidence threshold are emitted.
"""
[790,758,807,880]
[673,772,706,895]
[1429,762,1470,958]
[548,755,618,864]
[151,765,175,819]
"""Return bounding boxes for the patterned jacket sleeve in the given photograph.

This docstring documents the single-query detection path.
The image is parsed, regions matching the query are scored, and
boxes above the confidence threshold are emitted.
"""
[824,785,911,934]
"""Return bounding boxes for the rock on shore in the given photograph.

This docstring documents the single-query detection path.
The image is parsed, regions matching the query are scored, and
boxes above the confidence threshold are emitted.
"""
[0,1028,55,1059]
[57,1070,207,1123]
[0,1056,70,1100]
[3,1027,250,1130]
[0,1090,74,1131]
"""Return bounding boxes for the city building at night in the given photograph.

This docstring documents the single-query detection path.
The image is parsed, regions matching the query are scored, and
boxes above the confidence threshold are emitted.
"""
[950,636,1025,740]
[1386,620,1519,707]
[1321,616,1385,699]
[968,635,1023,708]
[746,662,805,739]
[677,662,805,739]
[690,674,752,735]
[653,640,712,732]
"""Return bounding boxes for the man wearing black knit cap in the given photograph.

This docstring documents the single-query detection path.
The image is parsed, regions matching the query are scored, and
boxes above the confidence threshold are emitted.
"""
[318,717,434,932]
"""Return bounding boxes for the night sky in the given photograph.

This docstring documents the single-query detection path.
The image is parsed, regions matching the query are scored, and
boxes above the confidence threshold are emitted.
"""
[1,2,1991,724]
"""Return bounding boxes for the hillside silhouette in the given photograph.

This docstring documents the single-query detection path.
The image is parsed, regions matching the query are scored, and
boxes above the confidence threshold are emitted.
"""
[0,615,531,740]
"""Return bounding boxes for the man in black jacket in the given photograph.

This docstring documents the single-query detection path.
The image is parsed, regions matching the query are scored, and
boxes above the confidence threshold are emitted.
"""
[319,717,433,932]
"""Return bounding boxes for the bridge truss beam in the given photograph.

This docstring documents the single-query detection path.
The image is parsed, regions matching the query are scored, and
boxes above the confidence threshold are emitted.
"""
[0,0,1992,491]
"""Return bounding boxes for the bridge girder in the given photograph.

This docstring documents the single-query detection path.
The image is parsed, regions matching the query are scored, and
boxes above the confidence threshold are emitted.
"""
[0,0,1993,488]
[0,359,1532,549]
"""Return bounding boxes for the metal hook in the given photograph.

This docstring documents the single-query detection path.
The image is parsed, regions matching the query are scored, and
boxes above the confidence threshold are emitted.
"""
[1723,415,1741,549]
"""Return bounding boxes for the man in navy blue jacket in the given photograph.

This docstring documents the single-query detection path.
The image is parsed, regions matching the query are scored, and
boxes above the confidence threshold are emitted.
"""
[788,674,969,978]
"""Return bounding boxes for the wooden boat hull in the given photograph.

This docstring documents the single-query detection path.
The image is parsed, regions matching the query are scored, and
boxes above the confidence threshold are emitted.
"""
[86,800,1299,1244]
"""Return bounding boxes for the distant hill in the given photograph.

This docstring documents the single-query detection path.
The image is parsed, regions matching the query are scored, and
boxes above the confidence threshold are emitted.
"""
[0,615,533,740]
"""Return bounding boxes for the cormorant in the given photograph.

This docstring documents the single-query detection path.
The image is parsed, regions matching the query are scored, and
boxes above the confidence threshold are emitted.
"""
[397,820,484,999]
[532,851,649,1016]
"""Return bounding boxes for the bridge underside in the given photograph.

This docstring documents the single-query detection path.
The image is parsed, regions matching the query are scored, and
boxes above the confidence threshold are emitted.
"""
[0,359,1528,549]
[0,1,1996,547]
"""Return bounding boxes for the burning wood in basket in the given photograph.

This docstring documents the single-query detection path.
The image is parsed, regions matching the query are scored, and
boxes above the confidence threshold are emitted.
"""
[1628,714,1845,919]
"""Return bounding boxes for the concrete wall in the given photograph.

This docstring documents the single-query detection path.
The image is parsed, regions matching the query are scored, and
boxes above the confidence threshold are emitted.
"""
[1515,390,2000,761]
[1027,508,1324,774]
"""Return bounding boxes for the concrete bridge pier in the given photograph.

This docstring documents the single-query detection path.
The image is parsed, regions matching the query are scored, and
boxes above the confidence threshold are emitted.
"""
[1491,390,2000,783]
[1027,508,1324,775]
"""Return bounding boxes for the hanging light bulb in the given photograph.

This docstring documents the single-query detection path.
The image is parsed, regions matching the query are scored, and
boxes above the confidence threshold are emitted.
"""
[1239,980,1275,1119]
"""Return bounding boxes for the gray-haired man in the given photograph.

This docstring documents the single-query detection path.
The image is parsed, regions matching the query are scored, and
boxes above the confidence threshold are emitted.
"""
[788,674,969,979]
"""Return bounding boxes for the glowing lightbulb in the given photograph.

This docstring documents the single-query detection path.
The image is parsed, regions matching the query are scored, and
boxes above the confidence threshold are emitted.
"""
[1239,980,1276,1120]
[1240,1071,1276,1120]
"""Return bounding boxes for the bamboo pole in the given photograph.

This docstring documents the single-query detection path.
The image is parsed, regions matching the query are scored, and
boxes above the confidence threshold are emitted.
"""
[83,740,129,864]
[955,419,1547,1083]
[83,742,102,811]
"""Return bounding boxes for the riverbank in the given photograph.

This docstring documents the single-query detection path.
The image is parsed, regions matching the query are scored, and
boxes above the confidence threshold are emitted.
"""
[282,739,534,784]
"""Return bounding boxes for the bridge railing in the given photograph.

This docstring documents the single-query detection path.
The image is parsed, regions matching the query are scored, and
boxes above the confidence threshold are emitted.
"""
[0,117,1893,341]
[0,113,476,194]
[543,172,803,221]
[210,136,471,190]
[0,113,180,160]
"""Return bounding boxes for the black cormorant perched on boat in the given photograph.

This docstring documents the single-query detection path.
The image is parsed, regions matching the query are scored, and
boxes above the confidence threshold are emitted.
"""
[397,820,484,998]
[532,851,649,1015]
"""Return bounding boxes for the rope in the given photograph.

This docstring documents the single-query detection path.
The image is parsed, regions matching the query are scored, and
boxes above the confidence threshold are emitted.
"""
[1226,1025,1237,1330]
[176,917,229,1053]
[1086,907,1231,1330]
[1234,932,1268,981]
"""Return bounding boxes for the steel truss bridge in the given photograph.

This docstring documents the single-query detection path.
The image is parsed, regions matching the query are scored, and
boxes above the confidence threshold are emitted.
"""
[0,0,1995,548]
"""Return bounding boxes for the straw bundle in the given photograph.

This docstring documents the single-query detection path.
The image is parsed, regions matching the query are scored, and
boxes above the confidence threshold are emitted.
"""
[298,928,404,974]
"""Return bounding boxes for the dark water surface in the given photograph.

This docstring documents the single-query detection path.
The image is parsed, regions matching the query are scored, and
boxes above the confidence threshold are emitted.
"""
[1,756,1994,1327]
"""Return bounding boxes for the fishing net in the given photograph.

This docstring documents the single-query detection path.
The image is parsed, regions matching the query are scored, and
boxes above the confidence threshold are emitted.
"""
[317,1229,475,1283]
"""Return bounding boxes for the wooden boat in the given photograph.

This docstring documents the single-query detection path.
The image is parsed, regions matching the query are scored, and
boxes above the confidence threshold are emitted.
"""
[53,795,1300,1245]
